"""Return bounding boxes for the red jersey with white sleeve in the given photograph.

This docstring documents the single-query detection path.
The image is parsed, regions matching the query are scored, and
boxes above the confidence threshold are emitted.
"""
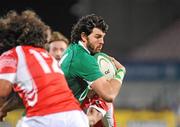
[0,46,81,117]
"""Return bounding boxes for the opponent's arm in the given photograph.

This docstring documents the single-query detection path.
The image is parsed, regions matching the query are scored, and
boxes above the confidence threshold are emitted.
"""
[1,91,23,113]
[0,79,13,121]
[0,79,12,97]
[0,80,23,120]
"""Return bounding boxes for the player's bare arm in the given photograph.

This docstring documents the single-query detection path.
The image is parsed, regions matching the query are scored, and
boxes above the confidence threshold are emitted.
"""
[0,79,12,97]
[0,79,13,121]
[91,60,126,102]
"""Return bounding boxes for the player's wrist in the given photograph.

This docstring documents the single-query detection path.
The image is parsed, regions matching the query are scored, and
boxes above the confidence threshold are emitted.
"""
[114,67,126,83]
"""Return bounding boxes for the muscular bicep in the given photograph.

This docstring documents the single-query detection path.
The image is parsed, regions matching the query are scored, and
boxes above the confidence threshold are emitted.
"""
[90,76,113,102]
[0,79,12,97]
[91,76,121,102]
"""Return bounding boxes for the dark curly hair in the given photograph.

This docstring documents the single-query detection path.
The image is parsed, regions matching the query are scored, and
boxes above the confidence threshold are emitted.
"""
[71,14,109,43]
[0,10,50,54]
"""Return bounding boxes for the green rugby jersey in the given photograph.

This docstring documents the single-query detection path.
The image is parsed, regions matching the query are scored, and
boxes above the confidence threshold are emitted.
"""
[61,41,103,103]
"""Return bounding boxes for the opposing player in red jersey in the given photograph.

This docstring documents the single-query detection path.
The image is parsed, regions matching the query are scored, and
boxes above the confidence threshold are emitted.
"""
[0,10,88,127]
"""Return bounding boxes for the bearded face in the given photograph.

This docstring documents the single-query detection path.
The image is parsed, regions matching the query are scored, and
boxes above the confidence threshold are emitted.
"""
[85,28,105,54]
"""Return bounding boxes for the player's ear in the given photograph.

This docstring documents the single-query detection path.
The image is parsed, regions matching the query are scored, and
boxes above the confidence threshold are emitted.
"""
[81,32,87,42]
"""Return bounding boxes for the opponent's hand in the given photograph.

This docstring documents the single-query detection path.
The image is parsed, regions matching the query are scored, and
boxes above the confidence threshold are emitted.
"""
[0,91,24,122]
[0,97,7,107]
[0,108,7,121]
[0,97,8,121]
[87,90,96,99]
[87,107,103,126]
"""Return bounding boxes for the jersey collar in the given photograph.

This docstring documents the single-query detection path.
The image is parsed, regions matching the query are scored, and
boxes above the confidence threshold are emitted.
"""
[78,41,90,54]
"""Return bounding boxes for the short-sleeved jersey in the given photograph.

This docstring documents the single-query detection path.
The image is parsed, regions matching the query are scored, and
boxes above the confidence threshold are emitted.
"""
[60,41,103,103]
[0,46,81,117]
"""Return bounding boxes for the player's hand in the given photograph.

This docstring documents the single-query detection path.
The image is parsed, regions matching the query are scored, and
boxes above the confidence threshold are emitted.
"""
[109,56,126,84]
[109,56,125,70]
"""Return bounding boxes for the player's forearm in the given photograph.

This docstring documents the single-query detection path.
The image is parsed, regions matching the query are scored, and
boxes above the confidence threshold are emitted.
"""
[101,79,122,102]
[91,67,126,102]
[100,67,126,102]
[92,80,122,102]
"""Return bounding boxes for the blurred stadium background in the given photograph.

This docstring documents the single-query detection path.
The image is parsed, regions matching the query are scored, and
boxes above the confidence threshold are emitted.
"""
[1,0,180,127]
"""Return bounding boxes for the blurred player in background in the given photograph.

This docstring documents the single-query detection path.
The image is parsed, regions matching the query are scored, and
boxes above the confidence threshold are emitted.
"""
[46,31,69,61]
[60,14,126,126]
[0,10,89,127]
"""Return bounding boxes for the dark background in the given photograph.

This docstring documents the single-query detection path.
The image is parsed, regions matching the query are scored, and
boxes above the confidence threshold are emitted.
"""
[1,0,180,61]
[0,0,78,40]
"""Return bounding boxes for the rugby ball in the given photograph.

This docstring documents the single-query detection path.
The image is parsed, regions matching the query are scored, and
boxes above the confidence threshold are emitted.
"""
[94,52,116,79]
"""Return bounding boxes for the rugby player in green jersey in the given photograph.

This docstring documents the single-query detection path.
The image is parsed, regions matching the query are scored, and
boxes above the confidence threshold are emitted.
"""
[60,14,126,126]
